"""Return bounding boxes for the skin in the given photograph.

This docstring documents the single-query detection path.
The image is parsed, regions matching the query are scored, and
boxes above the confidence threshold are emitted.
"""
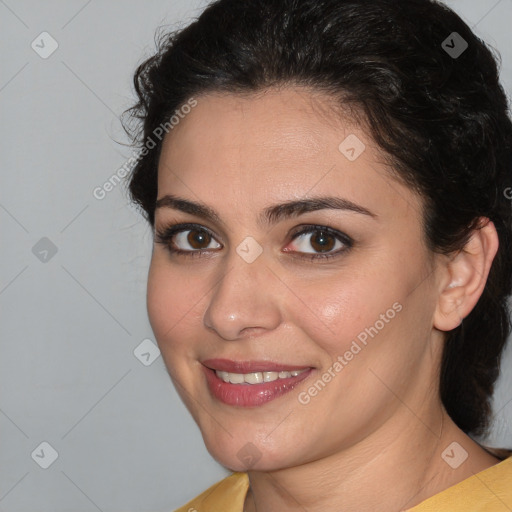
[147,87,500,511]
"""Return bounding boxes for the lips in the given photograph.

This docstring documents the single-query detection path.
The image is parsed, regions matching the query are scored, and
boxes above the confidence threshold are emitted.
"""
[201,358,314,407]
[202,358,311,373]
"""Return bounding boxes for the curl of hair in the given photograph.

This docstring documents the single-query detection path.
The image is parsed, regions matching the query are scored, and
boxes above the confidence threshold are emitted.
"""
[124,0,512,437]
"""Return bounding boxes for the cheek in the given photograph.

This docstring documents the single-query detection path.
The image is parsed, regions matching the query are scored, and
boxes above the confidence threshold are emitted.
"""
[146,258,203,349]
[289,267,400,355]
[147,261,173,339]
[294,258,435,408]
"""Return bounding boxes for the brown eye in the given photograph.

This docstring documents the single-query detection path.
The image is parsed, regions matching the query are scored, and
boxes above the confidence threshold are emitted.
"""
[169,227,221,252]
[309,230,336,252]
[155,224,222,256]
[286,226,351,258]
[187,229,212,249]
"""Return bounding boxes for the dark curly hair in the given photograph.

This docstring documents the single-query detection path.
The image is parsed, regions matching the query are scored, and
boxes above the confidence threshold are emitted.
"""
[124,0,512,438]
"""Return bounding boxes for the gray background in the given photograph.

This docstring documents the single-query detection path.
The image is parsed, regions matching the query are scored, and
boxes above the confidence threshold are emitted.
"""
[1,1,511,510]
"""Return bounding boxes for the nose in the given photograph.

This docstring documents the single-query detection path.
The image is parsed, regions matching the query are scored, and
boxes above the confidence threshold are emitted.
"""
[203,251,283,340]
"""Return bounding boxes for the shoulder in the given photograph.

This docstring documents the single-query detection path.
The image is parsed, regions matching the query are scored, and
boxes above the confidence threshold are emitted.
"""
[174,472,249,512]
[408,454,512,511]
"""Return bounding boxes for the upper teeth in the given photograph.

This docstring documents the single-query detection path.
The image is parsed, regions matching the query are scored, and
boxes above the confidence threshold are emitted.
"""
[215,369,308,384]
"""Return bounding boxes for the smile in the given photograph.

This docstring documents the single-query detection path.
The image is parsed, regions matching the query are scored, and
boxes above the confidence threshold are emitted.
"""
[215,368,309,384]
[202,359,314,407]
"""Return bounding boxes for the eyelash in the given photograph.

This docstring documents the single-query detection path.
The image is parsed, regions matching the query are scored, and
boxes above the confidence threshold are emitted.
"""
[154,222,354,261]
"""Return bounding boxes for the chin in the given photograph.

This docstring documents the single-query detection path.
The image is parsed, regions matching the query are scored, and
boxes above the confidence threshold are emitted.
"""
[200,426,301,472]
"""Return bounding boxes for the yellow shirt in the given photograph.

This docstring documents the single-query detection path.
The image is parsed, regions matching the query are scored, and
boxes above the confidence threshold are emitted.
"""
[174,456,512,511]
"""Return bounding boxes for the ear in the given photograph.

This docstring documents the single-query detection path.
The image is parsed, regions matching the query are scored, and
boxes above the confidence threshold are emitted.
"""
[433,218,499,332]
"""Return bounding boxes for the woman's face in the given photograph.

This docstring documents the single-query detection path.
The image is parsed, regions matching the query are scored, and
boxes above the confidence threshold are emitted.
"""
[147,87,444,471]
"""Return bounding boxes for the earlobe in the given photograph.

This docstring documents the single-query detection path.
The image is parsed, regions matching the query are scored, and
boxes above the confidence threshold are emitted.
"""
[433,218,499,332]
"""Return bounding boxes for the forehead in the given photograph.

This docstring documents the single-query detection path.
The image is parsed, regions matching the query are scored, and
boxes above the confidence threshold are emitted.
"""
[156,87,422,222]
[160,87,349,165]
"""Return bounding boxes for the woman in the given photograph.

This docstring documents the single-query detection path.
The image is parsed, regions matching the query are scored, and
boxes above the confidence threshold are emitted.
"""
[124,0,512,510]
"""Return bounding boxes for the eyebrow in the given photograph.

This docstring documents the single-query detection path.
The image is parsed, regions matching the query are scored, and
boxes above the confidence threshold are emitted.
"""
[154,194,377,227]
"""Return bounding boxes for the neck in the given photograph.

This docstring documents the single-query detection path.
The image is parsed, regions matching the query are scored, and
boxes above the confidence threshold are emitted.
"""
[244,404,499,512]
